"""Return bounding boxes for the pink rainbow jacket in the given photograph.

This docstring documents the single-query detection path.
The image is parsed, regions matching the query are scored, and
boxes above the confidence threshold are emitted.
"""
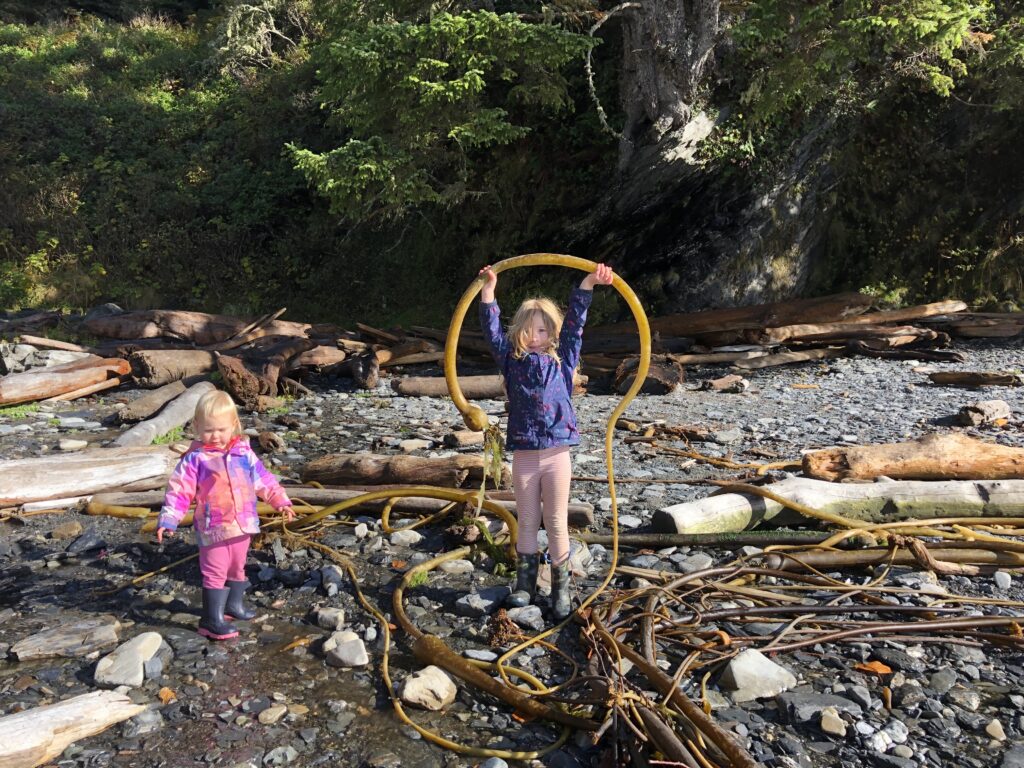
[157,436,290,547]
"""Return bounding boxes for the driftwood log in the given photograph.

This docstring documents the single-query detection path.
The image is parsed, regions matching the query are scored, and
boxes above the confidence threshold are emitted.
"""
[118,380,187,423]
[0,357,128,405]
[391,373,587,400]
[0,445,184,506]
[929,371,1024,387]
[328,353,380,389]
[753,301,966,344]
[652,476,1024,534]
[733,348,844,370]
[302,452,508,488]
[128,350,216,388]
[83,309,309,345]
[288,346,347,370]
[613,356,684,395]
[0,690,146,768]
[112,381,215,448]
[803,433,1024,481]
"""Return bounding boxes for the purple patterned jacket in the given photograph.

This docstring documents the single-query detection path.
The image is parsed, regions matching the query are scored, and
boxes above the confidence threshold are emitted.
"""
[479,287,593,452]
[157,436,290,547]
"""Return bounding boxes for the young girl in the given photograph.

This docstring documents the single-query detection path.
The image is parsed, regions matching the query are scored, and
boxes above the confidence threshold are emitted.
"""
[156,390,294,640]
[478,263,613,620]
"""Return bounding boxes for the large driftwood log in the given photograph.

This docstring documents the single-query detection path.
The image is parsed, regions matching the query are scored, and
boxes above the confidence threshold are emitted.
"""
[10,616,122,661]
[113,382,215,447]
[614,356,684,394]
[83,309,309,345]
[128,350,217,388]
[0,357,128,405]
[803,433,1024,481]
[0,445,184,506]
[288,346,347,370]
[328,353,380,389]
[652,476,1024,534]
[753,301,967,344]
[589,292,873,340]
[240,335,317,392]
[929,371,1024,387]
[118,380,187,423]
[0,690,146,768]
[733,348,843,369]
[302,453,508,488]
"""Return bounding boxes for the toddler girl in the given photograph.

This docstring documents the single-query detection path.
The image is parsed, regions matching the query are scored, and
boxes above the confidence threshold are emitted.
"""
[478,263,613,619]
[157,390,294,640]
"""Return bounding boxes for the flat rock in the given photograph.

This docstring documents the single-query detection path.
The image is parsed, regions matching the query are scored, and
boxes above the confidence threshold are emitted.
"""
[12,615,122,660]
[720,649,797,703]
[258,704,289,725]
[95,632,163,688]
[49,520,83,540]
[438,559,474,575]
[399,665,457,711]
[59,438,88,451]
[390,529,424,547]
[314,606,346,631]
[776,692,863,724]
[1002,747,1024,768]
[123,707,164,737]
[455,586,510,618]
[506,605,544,632]
[324,630,369,667]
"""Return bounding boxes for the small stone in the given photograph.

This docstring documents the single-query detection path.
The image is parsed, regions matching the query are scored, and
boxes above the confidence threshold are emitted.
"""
[314,606,346,631]
[399,438,432,453]
[263,745,298,766]
[399,665,457,711]
[819,707,847,737]
[946,685,982,712]
[95,632,163,688]
[776,692,862,723]
[353,523,369,539]
[929,668,957,694]
[58,438,88,451]
[994,571,1013,590]
[455,586,510,618]
[123,707,164,737]
[719,649,797,703]
[258,704,288,725]
[66,529,107,555]
[323,631,369,667]
[49,521,83,540]
[478,759,509,768]
[390,529,424,547]
[506,605,544,632]
[891,745,914,759]
[987,719,1007,741]
[438,559,474,575]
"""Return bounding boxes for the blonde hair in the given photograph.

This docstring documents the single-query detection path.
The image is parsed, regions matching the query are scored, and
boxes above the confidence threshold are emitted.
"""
[508,298,563,361]
[193,390,242,435]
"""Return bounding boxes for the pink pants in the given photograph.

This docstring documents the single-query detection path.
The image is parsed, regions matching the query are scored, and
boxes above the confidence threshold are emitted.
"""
[198,535,250,589]
[512,445,572,565]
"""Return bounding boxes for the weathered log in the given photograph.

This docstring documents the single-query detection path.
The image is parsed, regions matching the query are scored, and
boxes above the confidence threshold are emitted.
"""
[216,354,263,410]
[128,350,217,388]
[241,335,317,395]
[0,357,128,406]
[652,476,1024,534]
[804,433,1024,481]
[379,351,445,368]
[16,334,96,354]
[0,310,61,332]
[754,301,967,344]
[392,372,587,399]
[782,324,941,348]
[844,342,965,363]
[733,347,844,369]
[83,309,309,345]
[764,547,1024,572]
[700,374,749,392]
[204,307,289,351]
[356,322,403,345]
[46,375,126,402]
[957,400,1012,427]
[920,312,1024,338]
[113,381,216,447]
[614,355,685,395]
[328,353,380,389]
[288,346,347,370]
[444,430,485,448]
[11,616,122,661]
[302,452,508,488]
[0,445,183,506]
[408,325,494,356]
[929,371,1024,387]
[118,381,187,423]
[590,292,874,340]
[0,690,146,768]
[668,349,771,366]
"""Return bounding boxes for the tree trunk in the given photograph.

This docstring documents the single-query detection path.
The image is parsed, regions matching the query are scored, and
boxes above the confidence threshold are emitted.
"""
[83,309,309,345]
[112,382,215,448]
[0,690,145,768]
[0,445,183,506]
[652,476,1024,534]
[803,433,1024,481]
[302,452,507,488]
[118,381,187,423]
[0,357,128,405]
[128,350,217,388]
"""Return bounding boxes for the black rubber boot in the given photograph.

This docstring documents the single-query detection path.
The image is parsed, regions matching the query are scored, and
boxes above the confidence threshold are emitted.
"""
[550,559,573,621]
[506,553,540,608]
[224,580,256,621]
[198,587,239,640]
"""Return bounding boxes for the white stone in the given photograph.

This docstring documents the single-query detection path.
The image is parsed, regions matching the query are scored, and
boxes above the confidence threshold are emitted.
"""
[320,565,344,597]
[390,529,424,547]
[868,731,893,753]
[399,665,457,711]
[59,439,88,451]
[719,649,797,703]
[438,559,474,575]
[399,438,433,453]
[314,606,346,631]
[986,719,1007,741]
[95,632,163,688]
[258,704,288,725]
[354,523,369,539]
[324,631,369,667]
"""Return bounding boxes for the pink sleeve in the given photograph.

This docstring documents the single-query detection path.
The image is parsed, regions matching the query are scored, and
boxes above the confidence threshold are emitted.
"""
[250,449,291,509]
[157,453,199,531]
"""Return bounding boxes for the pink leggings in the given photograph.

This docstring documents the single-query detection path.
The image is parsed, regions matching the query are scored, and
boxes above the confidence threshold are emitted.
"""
[198,535,250,589]
[512,445,572,565]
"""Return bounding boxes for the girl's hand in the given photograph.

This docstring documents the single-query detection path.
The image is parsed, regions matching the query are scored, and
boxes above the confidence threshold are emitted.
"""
[479,266,497,303]
[581,263,614,290]
[156,527,172,544]
[278,505,295,522]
